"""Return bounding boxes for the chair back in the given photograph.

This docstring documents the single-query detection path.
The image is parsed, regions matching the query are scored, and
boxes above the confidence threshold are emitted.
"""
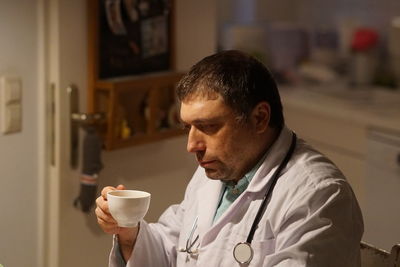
[389,244,400,266]
[361,241,400,267]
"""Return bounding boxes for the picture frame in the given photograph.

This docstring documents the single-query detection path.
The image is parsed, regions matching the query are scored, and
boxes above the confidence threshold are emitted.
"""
[88,0,174,80]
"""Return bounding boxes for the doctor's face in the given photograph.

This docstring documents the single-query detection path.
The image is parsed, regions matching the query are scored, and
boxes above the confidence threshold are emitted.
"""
[180,94,261,182]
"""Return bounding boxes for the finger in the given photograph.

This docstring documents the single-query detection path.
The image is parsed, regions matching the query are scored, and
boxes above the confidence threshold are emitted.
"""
[116,184,126,190]
[95,206,117,224]
[96,195,111,214]
[97,214,119,234]
[101,186,117,200]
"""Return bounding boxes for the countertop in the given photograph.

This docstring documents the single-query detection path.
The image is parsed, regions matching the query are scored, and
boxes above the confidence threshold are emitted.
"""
[279,82,400,133]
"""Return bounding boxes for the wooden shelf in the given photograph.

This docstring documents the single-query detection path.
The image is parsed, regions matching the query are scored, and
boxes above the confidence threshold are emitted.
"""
[93,72,185,150]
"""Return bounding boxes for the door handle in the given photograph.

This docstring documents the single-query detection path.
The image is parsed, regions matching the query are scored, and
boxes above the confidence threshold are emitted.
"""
[67,85,105,169]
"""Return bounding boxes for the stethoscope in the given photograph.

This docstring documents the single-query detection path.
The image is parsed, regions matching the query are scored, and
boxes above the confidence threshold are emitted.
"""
[179,132,297,264]
[233,132,297,264]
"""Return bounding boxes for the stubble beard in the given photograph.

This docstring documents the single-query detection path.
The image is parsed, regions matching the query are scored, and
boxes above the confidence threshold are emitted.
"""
[203,164,240,182]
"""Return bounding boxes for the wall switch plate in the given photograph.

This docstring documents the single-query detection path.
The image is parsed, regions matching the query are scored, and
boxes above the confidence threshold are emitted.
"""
[2,103,22,134]
[0,75,22,134]
[0,76,22,104]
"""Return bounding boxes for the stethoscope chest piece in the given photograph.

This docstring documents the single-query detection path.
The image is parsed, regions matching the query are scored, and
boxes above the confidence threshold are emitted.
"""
[233,242,253,264]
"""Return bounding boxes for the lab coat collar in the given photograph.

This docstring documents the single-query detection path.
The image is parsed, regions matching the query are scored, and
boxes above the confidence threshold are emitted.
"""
[196,177,223,240]
[246,126,294,193]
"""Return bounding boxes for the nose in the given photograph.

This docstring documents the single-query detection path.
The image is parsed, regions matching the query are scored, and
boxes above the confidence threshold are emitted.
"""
[186,126,206,153]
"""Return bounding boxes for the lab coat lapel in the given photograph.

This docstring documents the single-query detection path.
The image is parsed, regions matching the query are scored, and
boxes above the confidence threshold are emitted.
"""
[196,177,223,241]
[247,126,293,193]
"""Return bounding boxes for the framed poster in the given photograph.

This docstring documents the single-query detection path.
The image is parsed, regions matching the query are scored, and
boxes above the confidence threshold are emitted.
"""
[92,0,173,79]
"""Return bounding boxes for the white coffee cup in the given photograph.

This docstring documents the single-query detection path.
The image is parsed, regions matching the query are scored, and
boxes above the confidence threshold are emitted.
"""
[107,190,151,228]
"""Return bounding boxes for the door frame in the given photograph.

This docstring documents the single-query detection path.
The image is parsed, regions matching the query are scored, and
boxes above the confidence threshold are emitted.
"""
[37,0,58,265]
[37,0,79,266]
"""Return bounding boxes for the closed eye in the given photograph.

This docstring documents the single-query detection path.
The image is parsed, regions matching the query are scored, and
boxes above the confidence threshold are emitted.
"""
[197,124,220,134]
[180,121,222,135]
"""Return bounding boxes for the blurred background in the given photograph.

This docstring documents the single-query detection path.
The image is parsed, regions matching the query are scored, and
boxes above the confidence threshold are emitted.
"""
[0,0,399,266]
[218,0,400,88]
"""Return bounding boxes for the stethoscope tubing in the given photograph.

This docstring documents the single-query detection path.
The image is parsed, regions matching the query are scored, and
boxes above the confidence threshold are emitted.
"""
[245,132,297,244]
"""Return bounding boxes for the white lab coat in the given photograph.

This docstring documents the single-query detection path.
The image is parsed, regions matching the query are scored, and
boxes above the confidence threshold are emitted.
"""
[109,127,364,267]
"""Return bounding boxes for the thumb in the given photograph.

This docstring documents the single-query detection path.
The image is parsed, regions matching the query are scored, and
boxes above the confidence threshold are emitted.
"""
[116,184,126,190]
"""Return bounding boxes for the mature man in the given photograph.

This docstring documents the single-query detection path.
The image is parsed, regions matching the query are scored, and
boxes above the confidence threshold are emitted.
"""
[96,50,363,266]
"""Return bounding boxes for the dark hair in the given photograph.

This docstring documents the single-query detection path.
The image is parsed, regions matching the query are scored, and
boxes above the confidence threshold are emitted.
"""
[176,50,284,129]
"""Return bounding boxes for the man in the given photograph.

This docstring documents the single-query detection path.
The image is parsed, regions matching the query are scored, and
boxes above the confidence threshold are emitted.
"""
[96,50,363,266]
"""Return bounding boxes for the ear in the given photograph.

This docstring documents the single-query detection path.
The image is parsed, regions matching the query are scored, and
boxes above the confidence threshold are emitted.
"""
[250,102,271,133]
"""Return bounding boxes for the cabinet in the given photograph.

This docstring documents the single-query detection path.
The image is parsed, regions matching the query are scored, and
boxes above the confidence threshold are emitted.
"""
[283,98,367,207]
[363,129,400,251]
[87,0,185,150]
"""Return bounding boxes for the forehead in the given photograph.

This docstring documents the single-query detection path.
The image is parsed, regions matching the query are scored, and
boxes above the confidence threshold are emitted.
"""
[180,95,233,123]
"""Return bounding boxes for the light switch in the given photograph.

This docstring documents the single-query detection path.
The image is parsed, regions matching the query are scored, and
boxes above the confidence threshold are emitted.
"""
[1,103,22,134]
[0,76,22,134]
[1,76,22,104]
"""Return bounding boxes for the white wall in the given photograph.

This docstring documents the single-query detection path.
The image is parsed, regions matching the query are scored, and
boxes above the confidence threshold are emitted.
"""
[0,1,39,266]
[175,0,217,71]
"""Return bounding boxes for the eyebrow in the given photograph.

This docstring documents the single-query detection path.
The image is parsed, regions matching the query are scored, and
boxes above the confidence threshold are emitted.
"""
[180,115,226,125]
